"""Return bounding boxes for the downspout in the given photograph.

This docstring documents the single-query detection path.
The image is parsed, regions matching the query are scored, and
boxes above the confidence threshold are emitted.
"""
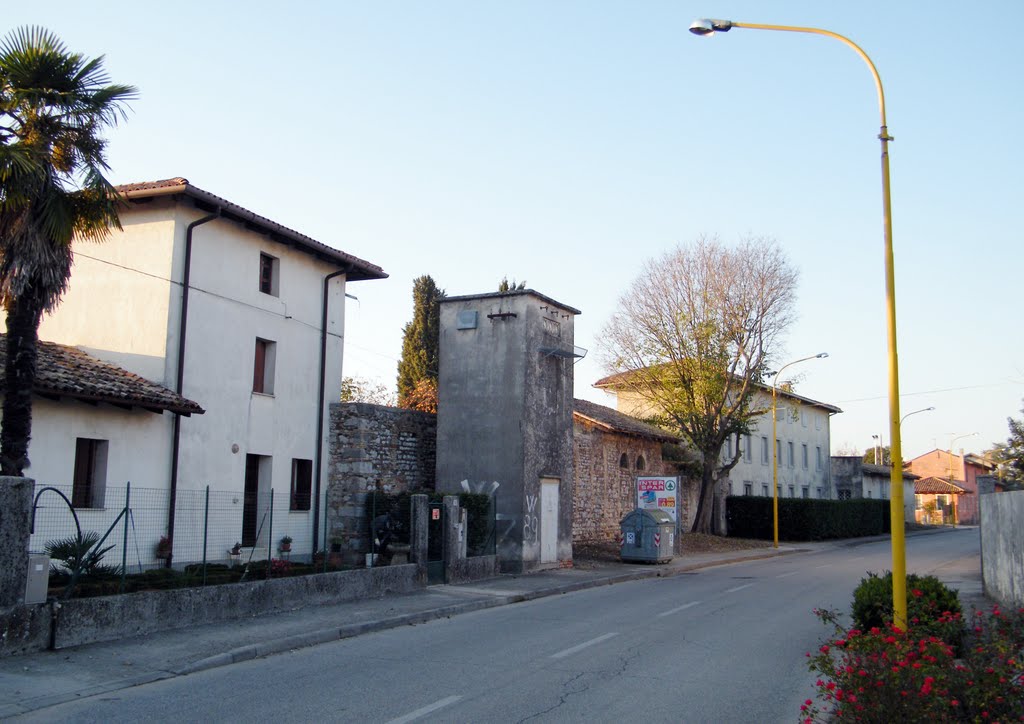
[312,267,348,554]
[166,210,220,565]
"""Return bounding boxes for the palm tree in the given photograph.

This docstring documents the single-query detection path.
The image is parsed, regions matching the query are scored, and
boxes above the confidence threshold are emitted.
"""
[0,27,136,475]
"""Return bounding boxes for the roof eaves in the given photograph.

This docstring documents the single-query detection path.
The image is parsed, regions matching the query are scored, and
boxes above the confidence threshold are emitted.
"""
[117,178,388,282]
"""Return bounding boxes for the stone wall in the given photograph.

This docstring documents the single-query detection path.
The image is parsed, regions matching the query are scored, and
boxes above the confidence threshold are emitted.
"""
[326,403,437,565]
[572,422,681,543]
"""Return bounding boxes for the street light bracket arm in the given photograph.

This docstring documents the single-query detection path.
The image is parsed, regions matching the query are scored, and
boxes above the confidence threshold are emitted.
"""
[730,21,888,129]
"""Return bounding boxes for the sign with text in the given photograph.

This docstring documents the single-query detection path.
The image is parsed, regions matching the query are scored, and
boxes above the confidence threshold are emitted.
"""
[636,476,679,522]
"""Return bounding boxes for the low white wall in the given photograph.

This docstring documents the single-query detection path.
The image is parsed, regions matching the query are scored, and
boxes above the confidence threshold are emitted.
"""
[980,490,1024,606]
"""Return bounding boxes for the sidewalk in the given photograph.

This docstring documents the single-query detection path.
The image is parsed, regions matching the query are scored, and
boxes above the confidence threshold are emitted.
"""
[0,529,982,719]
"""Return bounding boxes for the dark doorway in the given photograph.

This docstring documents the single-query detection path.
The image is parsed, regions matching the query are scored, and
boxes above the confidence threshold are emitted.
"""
[242,454,260,547]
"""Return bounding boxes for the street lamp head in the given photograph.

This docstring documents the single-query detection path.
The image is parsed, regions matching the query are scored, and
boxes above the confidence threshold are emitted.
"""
[689,18,734,36]
[816,352,829,359]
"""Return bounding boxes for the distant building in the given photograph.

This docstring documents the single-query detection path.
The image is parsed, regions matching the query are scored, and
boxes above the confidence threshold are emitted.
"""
[594,374,840,501]
[905,449,995,525]
[830,456,919,522]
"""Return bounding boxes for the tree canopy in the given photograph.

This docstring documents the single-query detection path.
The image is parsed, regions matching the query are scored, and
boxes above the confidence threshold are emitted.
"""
[396,275,445,411]
[0,27,136,475]
[863,445,892,466]
[340,376,396,407]
[987,401,1024,486]
[600,235,799,534]
[498,276,526,292]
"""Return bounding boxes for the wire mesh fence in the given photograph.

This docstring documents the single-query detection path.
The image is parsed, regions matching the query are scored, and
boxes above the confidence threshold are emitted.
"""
[28,481,335,598]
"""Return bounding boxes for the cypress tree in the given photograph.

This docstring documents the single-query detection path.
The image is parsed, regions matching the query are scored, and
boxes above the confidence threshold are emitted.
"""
[397,275,445,406]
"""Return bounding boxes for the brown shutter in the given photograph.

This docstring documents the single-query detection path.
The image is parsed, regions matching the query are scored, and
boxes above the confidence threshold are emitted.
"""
[253,339,266,393]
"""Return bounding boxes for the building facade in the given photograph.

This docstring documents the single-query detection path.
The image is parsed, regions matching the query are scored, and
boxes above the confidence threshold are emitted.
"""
[906,449,995,525]
[34,177,385,561]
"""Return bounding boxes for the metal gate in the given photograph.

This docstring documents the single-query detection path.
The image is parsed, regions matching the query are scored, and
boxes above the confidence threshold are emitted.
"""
[427,500,445,584]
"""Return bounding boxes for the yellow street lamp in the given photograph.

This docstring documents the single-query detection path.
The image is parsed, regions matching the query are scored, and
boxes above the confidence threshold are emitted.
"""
[901,406,936,427]
[771,353,828,548]
[689,17,908,627]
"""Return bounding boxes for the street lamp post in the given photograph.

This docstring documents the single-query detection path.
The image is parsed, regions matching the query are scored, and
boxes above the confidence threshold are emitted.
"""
[947,431,978,525]
[771,353,828,548]
[689,17,908,628]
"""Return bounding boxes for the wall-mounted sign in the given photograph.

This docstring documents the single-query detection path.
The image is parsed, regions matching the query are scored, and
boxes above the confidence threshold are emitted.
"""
[637,476,678,522]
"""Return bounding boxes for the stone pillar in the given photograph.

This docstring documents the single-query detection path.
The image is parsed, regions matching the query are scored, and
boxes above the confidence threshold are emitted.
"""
[0,476,33,608]
[409,494,429,582]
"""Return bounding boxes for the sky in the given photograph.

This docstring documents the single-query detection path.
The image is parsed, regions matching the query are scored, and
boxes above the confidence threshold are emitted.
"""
[8,1,1023,460]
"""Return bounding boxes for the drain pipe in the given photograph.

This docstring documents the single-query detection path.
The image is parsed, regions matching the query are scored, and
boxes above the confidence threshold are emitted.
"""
[166,210,220,566]
[312,267,348,555]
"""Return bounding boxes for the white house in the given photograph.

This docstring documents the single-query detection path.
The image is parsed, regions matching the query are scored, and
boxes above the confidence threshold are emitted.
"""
[594,376,841,500]
[33,177,386,563]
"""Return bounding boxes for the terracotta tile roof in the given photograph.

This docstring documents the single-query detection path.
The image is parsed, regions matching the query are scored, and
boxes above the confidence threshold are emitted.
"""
[915,476,967,495]
[573,398,680,442]
[0,335,204,416]
[593,368,842,414]
[115,177,387,282]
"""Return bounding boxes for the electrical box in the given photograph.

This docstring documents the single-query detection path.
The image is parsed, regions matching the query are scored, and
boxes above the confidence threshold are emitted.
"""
[25,554,50,604]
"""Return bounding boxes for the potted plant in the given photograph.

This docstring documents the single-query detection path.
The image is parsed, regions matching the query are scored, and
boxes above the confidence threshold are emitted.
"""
[155,535,172,560]
[278,535,292,553]
[230,541,242,556]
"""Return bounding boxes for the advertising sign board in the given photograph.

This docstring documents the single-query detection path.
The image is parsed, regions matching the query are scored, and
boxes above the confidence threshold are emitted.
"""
[636,476,678,522]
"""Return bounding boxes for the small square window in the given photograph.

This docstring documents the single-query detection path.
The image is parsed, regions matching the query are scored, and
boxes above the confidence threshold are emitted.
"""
[259,253,279,296]
[290,459,312,511]
[744,482,753,496]
[253,338,277,394]
[73,438,108,508]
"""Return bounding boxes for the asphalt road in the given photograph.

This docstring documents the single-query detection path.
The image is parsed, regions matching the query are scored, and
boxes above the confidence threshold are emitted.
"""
[14,528,981,724]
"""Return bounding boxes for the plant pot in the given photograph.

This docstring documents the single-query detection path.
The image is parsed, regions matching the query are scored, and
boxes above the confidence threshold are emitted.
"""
[279,544,291,553]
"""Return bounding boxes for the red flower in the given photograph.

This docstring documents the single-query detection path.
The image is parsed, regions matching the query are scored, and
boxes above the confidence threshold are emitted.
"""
[912,588,923,597]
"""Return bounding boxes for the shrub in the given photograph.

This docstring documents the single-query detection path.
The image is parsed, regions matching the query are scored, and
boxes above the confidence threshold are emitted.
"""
[726,496,890,541]
[805,605,1024,723]
[852,571,961,638]
[45,531,116,577]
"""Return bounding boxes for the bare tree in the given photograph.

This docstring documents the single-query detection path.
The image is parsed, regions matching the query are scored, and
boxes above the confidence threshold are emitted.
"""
[599,235,799,534]
[340,376,397,407]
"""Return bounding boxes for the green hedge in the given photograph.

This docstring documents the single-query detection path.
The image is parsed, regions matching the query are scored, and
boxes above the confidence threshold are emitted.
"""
[726,495,891,541]
[364,490,494,556]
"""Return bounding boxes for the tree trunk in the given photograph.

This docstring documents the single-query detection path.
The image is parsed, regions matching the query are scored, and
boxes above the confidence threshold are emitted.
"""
[690,460,718,534]
[1,291,44,476]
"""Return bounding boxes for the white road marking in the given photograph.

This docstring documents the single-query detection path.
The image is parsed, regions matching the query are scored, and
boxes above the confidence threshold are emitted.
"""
[775,570,800,579]
[386,695,463,724]
[657,601,702,617]
[551,633,619,659]
[724,583,755,593]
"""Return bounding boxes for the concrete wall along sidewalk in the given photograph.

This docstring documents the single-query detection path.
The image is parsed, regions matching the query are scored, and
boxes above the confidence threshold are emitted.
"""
[980,489,1024,607]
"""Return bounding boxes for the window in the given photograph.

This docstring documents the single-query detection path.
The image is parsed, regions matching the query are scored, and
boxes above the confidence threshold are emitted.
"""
[816,446,823,471]
[787,441,794,467]
[802,486,810,499]
[761,437,769,464]
[776,439,782,464]
[815,414,822,431]
[837,489,852,501]
[635,455,646,471]
[817,487,824,499]
[253,338,277,394]
[290,458,312,511]
[744,482,753,496]
[724,437,733,459]
[788,485,795,498]
[867,490,873,499]
[801,410,808,427]
[802,444,808,469]
[72,438,108,508]
[259,253,279,296]
[744,435,752,463]
[619,453,629,468]
[777,485,782,498]
[761,483,769,497]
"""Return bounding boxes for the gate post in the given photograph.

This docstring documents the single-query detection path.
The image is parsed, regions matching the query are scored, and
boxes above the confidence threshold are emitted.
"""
[409,494,429,583]
[0,476,33,607]
[443,495,466,582]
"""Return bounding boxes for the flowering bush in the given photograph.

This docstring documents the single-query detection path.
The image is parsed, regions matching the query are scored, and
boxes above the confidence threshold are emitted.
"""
[852,571,962,634]
[804,606,1024,723]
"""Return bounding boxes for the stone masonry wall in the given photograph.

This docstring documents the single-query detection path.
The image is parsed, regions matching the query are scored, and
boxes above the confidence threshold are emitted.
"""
[572,422,682,543]
[326,403,437,565]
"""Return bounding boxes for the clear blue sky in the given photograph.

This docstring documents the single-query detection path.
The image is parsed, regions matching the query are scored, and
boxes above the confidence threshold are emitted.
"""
[10,1,1023,459]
